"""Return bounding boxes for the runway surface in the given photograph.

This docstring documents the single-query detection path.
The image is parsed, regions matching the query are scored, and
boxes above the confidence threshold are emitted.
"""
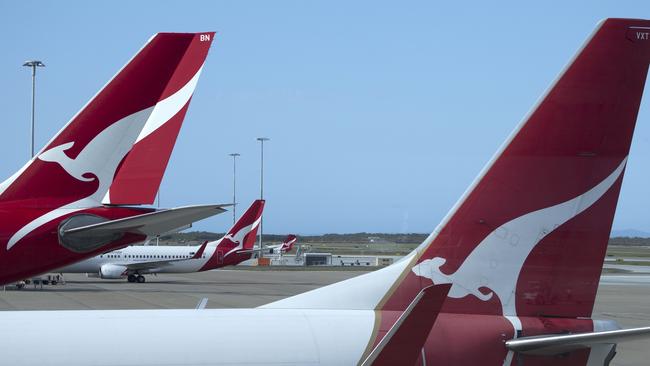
[0,270,648,365]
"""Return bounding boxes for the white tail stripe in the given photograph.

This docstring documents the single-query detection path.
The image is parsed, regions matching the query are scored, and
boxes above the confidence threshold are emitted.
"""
[101,66,204,204]
[135,66,203,143]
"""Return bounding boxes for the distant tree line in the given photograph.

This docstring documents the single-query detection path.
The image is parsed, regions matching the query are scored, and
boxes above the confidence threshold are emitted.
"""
[158,231,650,247]
[608,237,650,246]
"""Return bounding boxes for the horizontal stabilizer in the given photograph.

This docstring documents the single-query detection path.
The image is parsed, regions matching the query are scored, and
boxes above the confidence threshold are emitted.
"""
[506,326,650,356]
[63,204,230,238]
[361,284,451,366]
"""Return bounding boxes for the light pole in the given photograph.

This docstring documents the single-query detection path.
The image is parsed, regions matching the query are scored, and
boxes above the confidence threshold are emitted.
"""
[23,60,45,158]
[229,153,240,224]
[156,189,161,246]
[256,137,269,258]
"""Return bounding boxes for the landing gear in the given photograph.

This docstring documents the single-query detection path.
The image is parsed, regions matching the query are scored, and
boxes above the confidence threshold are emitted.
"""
[127,274,146,283]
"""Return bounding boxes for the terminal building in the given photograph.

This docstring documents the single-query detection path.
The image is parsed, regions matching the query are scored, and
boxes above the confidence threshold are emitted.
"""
[257,253,399,267]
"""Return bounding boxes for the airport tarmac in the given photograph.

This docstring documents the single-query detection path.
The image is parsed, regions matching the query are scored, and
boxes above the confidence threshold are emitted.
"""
[0,270,648,365]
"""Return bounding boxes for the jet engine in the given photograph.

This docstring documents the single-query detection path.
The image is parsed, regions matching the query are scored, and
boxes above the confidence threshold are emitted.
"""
[99,264,127,279]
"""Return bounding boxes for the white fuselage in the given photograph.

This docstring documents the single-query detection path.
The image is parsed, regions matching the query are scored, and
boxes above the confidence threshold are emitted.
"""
[0,308,374,366]
[57,244,219,275]
[0,308,617,366]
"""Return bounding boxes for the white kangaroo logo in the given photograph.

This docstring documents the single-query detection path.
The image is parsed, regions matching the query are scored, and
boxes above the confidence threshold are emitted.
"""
[412,158,627,316]
[220,216,262,257]
[38,106,154,193]
[39,142,100,182]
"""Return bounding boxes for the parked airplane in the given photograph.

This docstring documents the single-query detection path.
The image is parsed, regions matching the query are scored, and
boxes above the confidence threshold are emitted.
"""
[0,32,224,285]
[266,234,297,254]
[57,200,265,283]
[2,18,650,366]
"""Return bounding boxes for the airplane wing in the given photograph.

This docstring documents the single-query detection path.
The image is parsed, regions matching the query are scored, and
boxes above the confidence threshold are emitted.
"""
[240,245,275,254]
[361,284,451,366]
[506,327,650,356]
[118,241,209,272]
[62,204,230,239]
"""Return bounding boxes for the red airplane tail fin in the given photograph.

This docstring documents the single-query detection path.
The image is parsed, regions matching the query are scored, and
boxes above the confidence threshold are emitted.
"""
[282,235,297,252]
[0,32,215,207]
[264,19,650,319]
[200,200,264,271]
[382,18,650,317]
[218,200,265,250]
[102,33,215,205]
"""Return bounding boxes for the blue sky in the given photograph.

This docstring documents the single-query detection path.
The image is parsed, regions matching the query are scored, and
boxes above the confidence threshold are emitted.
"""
[1,1,650,235]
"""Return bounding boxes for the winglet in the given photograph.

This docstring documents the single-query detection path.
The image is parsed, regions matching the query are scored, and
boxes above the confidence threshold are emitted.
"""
[192,241,209,259]
[360,284,451,366]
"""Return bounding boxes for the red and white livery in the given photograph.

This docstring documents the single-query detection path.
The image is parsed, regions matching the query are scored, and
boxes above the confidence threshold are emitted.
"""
[0,32,222,285]
[57,200,265,282]
[2,19,650,366]
[266,234,297,254]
